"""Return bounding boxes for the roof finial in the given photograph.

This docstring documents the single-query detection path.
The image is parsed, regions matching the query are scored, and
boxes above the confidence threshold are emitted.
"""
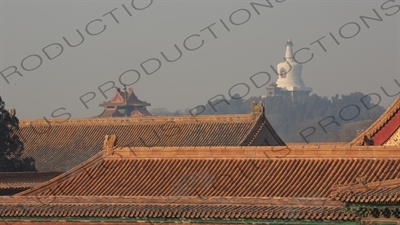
[103,134,117,155]
[251,101,264,119]
[8,108,16,117]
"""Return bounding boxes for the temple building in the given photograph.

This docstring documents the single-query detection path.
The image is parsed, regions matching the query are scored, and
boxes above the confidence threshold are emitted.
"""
[267,39,313,102]
[98,86,152,117]
[16,101,285,172]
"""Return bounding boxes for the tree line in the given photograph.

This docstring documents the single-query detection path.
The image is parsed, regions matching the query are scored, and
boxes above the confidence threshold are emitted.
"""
[0,96,35,172]
[151,92,385,143]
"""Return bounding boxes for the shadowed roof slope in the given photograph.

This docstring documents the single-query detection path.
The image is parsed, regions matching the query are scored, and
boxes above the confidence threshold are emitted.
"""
[17,102,285,172]
[351,96,400,146]
[17,145,400,198]
[0,172,61,195]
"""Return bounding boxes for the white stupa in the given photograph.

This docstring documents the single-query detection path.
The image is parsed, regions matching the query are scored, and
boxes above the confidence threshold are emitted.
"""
[267,39,312,102]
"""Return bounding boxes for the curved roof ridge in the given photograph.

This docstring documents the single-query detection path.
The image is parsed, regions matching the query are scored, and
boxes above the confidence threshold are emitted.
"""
[238,101,286,146]
[239,112,266,145]
[351,95,400,146]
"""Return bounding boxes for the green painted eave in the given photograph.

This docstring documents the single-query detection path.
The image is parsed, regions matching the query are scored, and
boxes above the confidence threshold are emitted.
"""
[345,202,400,208]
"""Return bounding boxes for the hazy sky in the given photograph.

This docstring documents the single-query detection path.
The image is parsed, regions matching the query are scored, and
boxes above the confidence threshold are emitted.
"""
[0,0,399,119]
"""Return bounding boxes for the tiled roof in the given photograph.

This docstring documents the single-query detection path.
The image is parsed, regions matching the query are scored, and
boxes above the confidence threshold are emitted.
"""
[99,87,151,107]
[0,196,355,221]
[0,172,62,190]
[17,103,284,172]
[351,96,400,146]
[134,107,152,116]
[0,172,62,195]
[17,146,400,198]
[330,178,400,204]
[98,107,124,117]
[0,204,354,221]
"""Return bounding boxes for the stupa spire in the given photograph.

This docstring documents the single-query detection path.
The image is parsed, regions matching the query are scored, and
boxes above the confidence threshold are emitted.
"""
[285,38,294,61]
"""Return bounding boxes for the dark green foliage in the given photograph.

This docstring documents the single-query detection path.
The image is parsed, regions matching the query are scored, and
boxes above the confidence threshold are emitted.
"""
[0,96,35,172]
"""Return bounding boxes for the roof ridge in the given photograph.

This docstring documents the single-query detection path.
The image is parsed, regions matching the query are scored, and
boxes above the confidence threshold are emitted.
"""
[19,113,257,126]
[351,95,400,145]
[239,112,265,146]
[238,101,285,146]
[107,145,400,159]
[0,196,339,206]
